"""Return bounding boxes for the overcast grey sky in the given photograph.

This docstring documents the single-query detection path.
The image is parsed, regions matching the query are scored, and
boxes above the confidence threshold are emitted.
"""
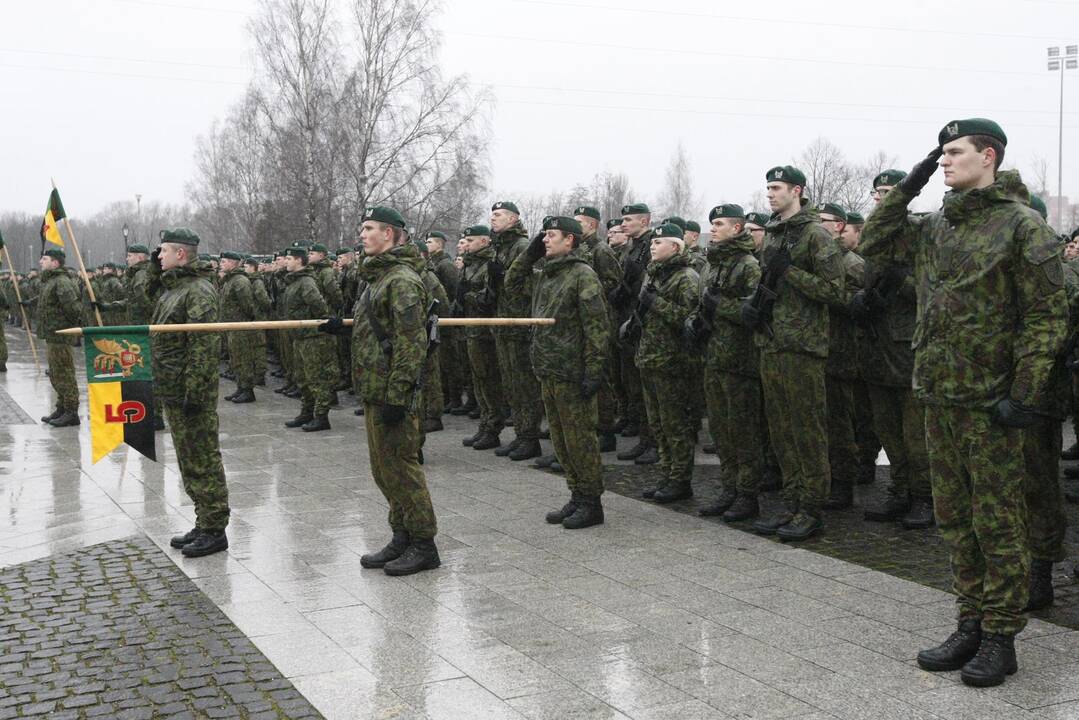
[3,0,1079,220]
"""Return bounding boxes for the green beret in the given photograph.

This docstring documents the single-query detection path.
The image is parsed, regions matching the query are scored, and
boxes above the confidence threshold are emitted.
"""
[873,169,907,189]
[606,218,622,230]
[846,211,865,225]
[709,204,746,221]
[127,244,149,254]
[462,224,490,238]
[220,250,243,261]
[327,253,337,261]
[244,256,260,266]
[426,231,448,242]
[573,206,601,221]
[938,118,1007,148]
[160,228,201,246]
[309,242,328,253]
[818,203,848,221]
[283,247,307,258]
[621,203,650,216]
[197,253,212,261]
[745,212,771,227]
[362,206,406,229]
[1030,195,1048,220]
[661,216,686,231]
[491,201,520,215]
[766,165,807,187]
[653,223,684,240]
[336,247,353,255]
[542,216,584,236]
[685,220,701,233]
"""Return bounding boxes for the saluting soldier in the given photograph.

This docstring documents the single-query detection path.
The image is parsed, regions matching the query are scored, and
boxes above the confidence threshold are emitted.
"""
[32,248,83,427]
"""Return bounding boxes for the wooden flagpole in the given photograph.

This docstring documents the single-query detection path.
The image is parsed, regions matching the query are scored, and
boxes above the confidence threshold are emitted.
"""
[1,245,41,373]
[51,179,103,327]
[56,317,555,336]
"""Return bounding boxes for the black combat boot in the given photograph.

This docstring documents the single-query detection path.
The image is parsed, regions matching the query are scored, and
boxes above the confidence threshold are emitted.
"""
[1025,559,1054,611]
[472,432,501,451]
[451,397,476,416]
[917,619,982,671]
[1063,442,1079,461]
[273,382,289,393]
[617,441,648,461]
[181,529,228,557]
[702,441,717,454]
[495,438,521,457]
[231,388,256,404]
[383,539,441,576]
[620,422,640,438]
[41,406,62,423]
[546,493,580,524]
[598,433,617,453]
[723,494,760,522]
[283,386,302,399]
[901,496,935,530]
[822,483,852,510]
[49,410,80,427]
[752,506,796,536]
[549,460,564,474]
[154,415,166,431]
[169,527,201,549]
[302,414,331,432]
[284,412,314,428]
[360,531,410,568]
[562,495,604,529]
[960,633,1017,687]
[863,494,909,522]
[224,387,240,401]
[462,430,484,447]
[534,454,557,469]
[698,487,738,517]
[776,510,823,541]
[509,439,541,461]
[634,447,659,465]
[653,483,692,504]
[220,369,235,380]
[423,418,443,433]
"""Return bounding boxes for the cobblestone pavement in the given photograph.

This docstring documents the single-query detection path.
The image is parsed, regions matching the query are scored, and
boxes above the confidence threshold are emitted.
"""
[6,331,1079,719]
[0,536,323,720]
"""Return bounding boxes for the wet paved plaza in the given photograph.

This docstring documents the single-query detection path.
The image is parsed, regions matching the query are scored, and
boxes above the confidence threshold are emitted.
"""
[5,330,1079,720]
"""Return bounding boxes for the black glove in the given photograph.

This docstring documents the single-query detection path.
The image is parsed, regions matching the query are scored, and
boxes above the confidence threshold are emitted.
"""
[637,284,657,314]
[740,299,761,329]
[879,264,909,295]
[897,147,943,195]
[990,397,1039,428]
[701,290,719,318]
[381,403,407,425]
[90,301,105,312]
[849,289,872,323]
[682,315,704,347]
[579,377,602,400]
[767,246,792,279]
[317,316,348,335]
[18,300,32,307]
[618,318,637,345]
[487,260,505,287]
[525,233,547,264]
[150,248,162,271]
[624,260,644,287]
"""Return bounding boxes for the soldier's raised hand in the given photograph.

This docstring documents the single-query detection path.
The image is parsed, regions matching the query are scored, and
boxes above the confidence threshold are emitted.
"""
[898,147,943,195]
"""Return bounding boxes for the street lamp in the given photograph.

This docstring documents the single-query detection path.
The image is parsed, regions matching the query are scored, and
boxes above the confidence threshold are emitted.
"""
[122,223,129,254]
[1048,45,1077,230]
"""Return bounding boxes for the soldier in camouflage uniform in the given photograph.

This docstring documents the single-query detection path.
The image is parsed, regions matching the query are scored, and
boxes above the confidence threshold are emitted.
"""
[91,264,127,326]
[425,231,462,412]
[32,248,83,427]
[507,216,611,528]
[489,201,543,461]
[449,234,477,417]
[626,223,699,502]
[686,205,763,521]
[683,220,706,275]
[281,247,336,432]
[321,206,440,576]
[245,256,271,386]
[149,229,231,558]
[743,166,845,541]
[219,251,258,404]
[334,247,356,391]
[862,119,1067,687]
[458,226,505,449]
[416,243,449,434]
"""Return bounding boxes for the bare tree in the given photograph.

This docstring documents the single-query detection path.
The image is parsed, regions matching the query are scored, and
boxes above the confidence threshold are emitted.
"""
[1026,154,1052,199]
[657,142,701,219]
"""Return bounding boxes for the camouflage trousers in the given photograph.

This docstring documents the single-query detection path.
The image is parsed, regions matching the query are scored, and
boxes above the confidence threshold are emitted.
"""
[252,330,267,382]
[853,380,881,468]
[439,329,464,405]
[495,336,542,441]
[337,335,350,387]
[619,343,652,443]
[226,331,256,390]
[641,368,695,490]
[704,368,762,495]
[598,336,622,434]
[1023,417,1067,563]
[825,375,859,495]
[760,351,830,511]
[163,402,230,531]
[46,341,79,412]
[295,335,337,416]
[0,322,7,367]
[278,329,295,384]
[455,333,472,397]
[867,384,931,499]
[541,379,603,497]
[925,405,1028,636]
[422,349,444,422]
[364,402,437,540]
[467,337,504,435]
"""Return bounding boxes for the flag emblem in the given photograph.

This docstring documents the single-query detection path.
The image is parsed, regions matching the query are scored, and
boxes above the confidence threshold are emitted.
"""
[84,326,156,462]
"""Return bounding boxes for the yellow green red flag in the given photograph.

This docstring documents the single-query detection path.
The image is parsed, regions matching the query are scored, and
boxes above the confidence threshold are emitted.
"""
[40,188,66,248]
[84,325,157,463]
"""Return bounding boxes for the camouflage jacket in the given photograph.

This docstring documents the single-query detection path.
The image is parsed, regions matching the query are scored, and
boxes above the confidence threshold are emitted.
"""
[691,233,761,376]
[122,260,156,325]
[826,243,865,380]
[36,267,83,344]
[490,224,531,339]
[282,266,330,340]
[428,249,459,298]
[219,268,256,323]
[579,233,622,300]
[858,253,918,388]
[309,258,343,310]
[249,272,272,320]
[459,245,498,340]
[148,261,220,407]
[271,269,289,318]
[507,250,610,384]
[635,252,699,370]
[351,245,430,408]
[860,170,1068,409]
[685,245,707,274]
[754,203,845,358]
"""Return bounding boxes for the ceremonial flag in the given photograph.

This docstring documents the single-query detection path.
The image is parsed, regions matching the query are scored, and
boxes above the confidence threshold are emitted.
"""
[41,188,66,248]
[84,326,156,462]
